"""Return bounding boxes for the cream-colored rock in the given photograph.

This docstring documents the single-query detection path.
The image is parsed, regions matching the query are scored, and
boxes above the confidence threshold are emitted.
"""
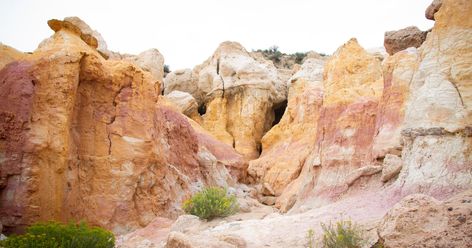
[165,231,245,248]
[163,91,199,119]
[164,69,201,102]
[163,42,286,160]
[195,42,284,159]
[123,49,165,83]
[380,154,403,182]
[366,47,388,61]
[395,0,472,198]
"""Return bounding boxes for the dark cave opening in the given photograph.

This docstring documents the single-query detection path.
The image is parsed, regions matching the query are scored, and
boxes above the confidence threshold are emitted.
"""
[198,104,207,116]
[271,100,287,127]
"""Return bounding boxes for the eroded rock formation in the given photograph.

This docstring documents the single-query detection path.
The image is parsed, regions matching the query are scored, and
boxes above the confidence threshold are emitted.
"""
[246,0,472,214]
[164,42,286,160]
[0,18,244,234]
[1,0,471,247]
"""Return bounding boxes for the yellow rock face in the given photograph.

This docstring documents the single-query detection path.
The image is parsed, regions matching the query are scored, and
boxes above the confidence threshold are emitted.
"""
[248,78,323,196]
[203,90,274,160]
[323,38,383,106]
[193,42,283,160]
[0,43,26,70]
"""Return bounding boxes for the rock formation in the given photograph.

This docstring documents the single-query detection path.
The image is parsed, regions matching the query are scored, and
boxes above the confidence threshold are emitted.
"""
[248,56,325,201]
[1,0,471,247]
[0,18,244,234]
[425,0,442,20]
[246,0,472,214]
[384,26,428,55]
[164,42,286,160]
[163,91,201,122]
[379,190,472,247]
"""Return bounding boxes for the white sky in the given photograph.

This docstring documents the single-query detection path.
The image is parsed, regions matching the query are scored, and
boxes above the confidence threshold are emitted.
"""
[0,0,433,69]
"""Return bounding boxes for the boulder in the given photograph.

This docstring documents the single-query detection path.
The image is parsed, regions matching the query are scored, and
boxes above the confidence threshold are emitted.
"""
[384,26,427,55]
[379,190,472,247]
[163,91,199,119]
[425,0,442,20]
[47,16,110,58]
[380,154,403,183]
[164,69,200,102]
[123,49,165,83]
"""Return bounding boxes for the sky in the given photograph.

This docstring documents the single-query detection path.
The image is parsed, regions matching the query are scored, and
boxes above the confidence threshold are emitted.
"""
[0,0,434,69]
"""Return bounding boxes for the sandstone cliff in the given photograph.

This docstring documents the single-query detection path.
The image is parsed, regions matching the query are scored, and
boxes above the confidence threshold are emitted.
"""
[1,0,471,247]
[164,42,286,160]
[0,18,245,234]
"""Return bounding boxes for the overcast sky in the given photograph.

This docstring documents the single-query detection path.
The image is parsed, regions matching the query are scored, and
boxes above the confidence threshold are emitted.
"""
[0,0,433,69]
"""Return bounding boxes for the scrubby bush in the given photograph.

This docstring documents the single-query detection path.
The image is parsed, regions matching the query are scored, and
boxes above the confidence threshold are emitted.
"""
[294,52,307,64]
[320,220,364,248]
[163,64,170,74]
[305,228,315,248]
[0,221,115,248]
[183,186,238,220]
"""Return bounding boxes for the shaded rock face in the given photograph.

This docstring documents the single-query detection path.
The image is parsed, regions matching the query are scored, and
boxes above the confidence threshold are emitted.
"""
[379,190,472,248]
[164,42,286,160]
[0,25,244,234]
[384,26,428,55]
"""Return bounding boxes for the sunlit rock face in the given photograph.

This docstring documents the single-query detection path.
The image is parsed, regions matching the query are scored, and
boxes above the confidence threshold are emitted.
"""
[247,57,325,199]
[0,43,26,70]
[164,41,287,160]
[249,39,385,211]
[0,19,244,235]
[392,0,472,199]
[249,0,472,213]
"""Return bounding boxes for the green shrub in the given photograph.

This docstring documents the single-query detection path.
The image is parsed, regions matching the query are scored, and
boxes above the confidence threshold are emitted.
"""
[305,228,315,248]
[183,187,238,220]
[0,221,115,248]
[294,52,307,64]
[163,64,170,74]
[321,220,364,248]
